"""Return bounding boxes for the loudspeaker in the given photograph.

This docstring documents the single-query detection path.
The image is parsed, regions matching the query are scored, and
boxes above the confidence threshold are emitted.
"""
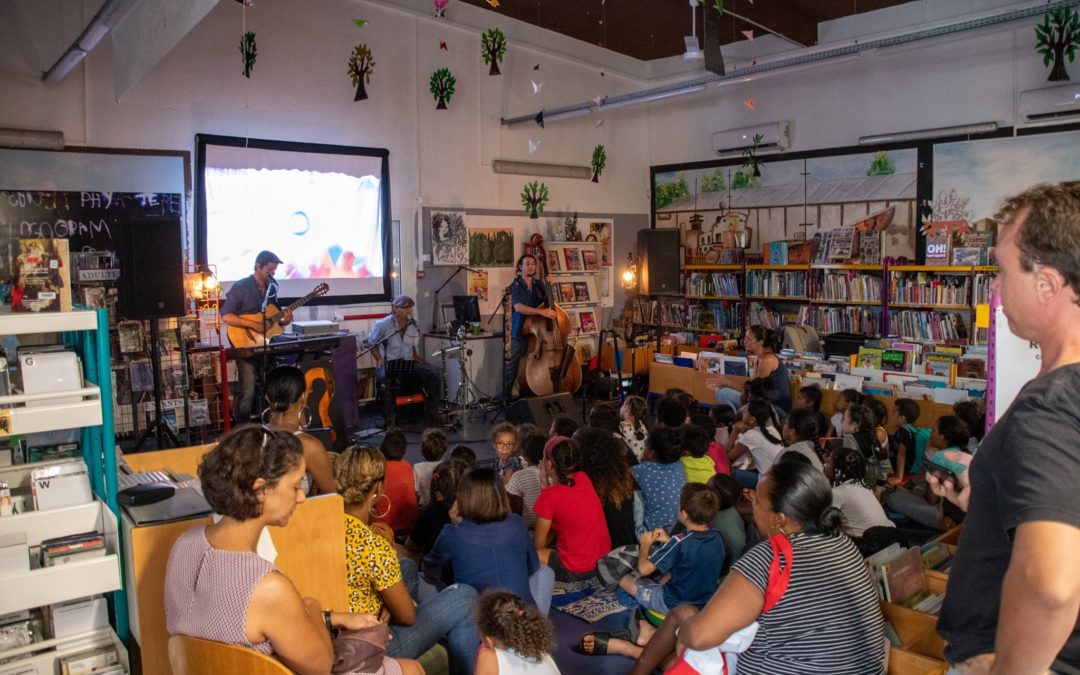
[637,228,681,295]
[118,219,185,320]
[505,393,579,430]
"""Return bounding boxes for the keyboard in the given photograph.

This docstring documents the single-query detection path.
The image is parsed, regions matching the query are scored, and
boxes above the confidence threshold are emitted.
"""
[117,470,172,491]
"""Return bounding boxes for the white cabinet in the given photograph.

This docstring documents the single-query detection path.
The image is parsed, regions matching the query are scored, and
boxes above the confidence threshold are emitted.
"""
[0,309,127,673]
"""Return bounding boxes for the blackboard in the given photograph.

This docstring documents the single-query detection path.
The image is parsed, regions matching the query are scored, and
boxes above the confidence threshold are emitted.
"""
[0,190,182,280]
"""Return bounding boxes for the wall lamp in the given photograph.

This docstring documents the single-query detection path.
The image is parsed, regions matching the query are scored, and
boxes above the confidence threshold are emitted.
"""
[858,122,998,145]
[621,252,638,290]
[492,159,593,180]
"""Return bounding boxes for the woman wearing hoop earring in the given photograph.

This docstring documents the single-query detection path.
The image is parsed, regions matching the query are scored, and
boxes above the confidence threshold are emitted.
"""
[264,366,335,496]
[336,445,481,675]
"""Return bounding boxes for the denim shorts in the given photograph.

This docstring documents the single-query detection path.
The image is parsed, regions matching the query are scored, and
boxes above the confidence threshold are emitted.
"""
[631,577,671,615]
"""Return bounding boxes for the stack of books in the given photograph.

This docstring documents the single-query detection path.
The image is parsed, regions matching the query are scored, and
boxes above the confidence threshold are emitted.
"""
[39,531,106,567]
[866,544,945,614]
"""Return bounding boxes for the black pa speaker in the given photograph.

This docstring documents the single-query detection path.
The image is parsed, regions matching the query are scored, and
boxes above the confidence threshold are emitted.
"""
[505,393,580,431]
[637,228,681,295]
[118,218,185,320]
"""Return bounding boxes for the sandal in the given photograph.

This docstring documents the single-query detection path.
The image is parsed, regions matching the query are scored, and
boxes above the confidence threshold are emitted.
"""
[580,629,631,656]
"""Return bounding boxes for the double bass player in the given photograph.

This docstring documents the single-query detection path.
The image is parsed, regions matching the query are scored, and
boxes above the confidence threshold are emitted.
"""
[501,253,555,403]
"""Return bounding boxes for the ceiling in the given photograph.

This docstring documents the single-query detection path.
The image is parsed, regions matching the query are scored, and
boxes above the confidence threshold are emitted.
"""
[458,0,914,61]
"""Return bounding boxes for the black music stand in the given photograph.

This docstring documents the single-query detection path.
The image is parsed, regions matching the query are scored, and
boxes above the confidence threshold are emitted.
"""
[384,358,421,427]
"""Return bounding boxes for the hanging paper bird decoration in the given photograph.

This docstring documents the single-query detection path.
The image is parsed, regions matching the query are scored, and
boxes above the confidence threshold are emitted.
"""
[239,31,257,78]
[531,80,543,94]
[440,41,448,50]
[353,19,368,29]
[528,139,540,154]
[534,111,545,128]
[487,0,499,7]
[433,0,448,17]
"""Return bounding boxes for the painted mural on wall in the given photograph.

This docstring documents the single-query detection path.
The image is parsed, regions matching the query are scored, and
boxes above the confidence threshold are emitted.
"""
[653,149,918,263]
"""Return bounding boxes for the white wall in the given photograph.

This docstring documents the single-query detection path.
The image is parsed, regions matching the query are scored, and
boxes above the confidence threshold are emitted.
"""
[0,0,1064,258]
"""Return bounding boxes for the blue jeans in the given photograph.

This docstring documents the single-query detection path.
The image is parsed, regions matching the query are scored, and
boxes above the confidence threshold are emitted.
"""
[733,468,761,489]
[616,577,671,614]
[389,559,479,675]
[235,357,258,424]
[502,337,526,400]
[715,386,742,412]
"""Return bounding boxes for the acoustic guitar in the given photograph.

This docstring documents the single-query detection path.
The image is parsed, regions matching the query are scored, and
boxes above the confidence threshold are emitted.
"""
[226,282,329,348]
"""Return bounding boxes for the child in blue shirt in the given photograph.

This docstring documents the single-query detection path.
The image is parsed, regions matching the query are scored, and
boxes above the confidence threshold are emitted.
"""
[617,482,726,613]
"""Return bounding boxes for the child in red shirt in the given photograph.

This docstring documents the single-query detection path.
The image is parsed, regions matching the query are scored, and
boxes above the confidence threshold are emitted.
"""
[375,428,419,536]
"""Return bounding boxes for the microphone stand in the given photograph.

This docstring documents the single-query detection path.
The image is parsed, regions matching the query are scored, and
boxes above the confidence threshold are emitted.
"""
[256,280,277,423]
[431,264,482,333]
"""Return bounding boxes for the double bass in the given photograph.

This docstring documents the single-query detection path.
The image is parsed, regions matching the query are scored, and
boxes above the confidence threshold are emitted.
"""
[517,235,583,396]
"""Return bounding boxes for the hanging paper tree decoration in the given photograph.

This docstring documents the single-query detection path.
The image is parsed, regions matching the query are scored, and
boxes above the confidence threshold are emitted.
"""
[742,134,764,178]
[429,68,457,109]
[434,0,448,17]
[481,28,507,76]
[1035,7,1079,82]
[347,44,375,101]
[239,31,257,78]
[521,181,549,219]
[590,144,607,183]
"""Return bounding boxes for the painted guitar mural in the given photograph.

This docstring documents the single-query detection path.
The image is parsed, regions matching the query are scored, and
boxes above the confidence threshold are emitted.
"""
[226,283,329,348]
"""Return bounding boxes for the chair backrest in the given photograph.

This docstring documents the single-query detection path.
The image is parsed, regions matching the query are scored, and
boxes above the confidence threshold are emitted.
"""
[169,635,291,675]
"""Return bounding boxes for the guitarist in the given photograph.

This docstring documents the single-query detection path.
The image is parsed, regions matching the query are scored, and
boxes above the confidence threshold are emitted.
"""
[367,294,443,424]
[221,250,294,424]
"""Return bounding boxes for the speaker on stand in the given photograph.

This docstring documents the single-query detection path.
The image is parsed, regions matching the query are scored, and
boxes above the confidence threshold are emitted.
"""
[118,218,186,450]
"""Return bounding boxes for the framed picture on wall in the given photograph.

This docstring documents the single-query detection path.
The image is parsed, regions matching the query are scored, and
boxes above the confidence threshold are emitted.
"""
[564,248,583,271]
[546,248,562,272]
[573,282,590,302]
[579,311,597,333]
[559,282,576,303]
[582,249,598,271]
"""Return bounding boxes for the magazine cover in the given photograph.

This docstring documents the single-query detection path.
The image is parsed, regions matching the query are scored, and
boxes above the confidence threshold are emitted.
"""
[563,248,583,271]
[117,321,144,354]
[697,351,725,374]
[14,238,72,313]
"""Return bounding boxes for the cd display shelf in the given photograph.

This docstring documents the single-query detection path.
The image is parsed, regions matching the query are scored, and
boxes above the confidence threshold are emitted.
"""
[636,263,997,346]
[0,309,129,674]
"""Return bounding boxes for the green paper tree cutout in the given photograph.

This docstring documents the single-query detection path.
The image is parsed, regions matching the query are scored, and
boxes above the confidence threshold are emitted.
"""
[429,68,457,109]
[239,31,257,78]
[348,44,375,101]
[481,28,507,76]
[867,151,896,176]
[741,133,764,179]
[521,181,549,219]
[1035,7,1080,82]
[590,144,607,183]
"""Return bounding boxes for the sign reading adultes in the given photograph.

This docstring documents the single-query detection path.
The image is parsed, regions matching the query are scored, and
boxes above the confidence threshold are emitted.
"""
[0,190,183,258]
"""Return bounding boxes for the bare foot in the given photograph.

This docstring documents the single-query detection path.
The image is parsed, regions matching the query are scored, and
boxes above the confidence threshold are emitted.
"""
[581,635,644,659]
[636,619,656,646]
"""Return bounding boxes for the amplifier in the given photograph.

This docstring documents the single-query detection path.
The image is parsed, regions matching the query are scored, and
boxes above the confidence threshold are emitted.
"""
[291,320,339,336]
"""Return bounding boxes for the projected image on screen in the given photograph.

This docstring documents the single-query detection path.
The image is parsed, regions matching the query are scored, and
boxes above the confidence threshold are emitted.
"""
[196,135,390,303]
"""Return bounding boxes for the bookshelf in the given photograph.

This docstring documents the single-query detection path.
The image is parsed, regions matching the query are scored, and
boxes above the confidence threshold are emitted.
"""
[634,261,997,346]
[545,240,604,361]
[0,309,128,674]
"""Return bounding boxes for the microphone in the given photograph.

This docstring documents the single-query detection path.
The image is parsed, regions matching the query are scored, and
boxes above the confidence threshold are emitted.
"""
[260,278,276,313]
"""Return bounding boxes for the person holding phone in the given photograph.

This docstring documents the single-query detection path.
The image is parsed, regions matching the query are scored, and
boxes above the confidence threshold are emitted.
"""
[928,183,1080,675]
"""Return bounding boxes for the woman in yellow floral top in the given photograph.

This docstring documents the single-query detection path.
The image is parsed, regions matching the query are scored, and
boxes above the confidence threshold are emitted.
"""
[336,446,480,674]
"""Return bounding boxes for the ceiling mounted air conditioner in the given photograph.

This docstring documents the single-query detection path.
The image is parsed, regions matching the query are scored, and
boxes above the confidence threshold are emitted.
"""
[1019,83,1080,122]
[711,121,791,155]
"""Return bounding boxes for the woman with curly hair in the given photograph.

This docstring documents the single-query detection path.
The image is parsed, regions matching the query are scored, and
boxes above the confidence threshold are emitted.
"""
[336,445,480,674]
[165,427,418,674]
[574,426,637,547]
[474,591,559,674]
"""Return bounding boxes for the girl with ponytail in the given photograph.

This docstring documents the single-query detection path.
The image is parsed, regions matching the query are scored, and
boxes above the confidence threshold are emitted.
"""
[532,437,612,582]
[727,398,786,489]
[621,461,886,675]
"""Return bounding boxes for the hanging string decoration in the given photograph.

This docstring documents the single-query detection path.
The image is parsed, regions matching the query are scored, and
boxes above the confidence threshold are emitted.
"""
[239,31,257,78]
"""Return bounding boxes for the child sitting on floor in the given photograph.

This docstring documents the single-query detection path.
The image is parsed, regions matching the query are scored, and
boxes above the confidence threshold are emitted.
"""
[414,427,448,507]
[376,428,419,537]
[679,423,717,483]
[475,591,560,675]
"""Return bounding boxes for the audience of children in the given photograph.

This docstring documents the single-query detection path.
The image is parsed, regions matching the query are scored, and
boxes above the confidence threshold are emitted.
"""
[377,429,420,536]
[707,473,747,576]
[831,388,863,437]
[475,591,561,675]
[825,444,896,539]
[405,456,471,558]
[490,422,524,483]
[679,423,717,483]
[796,384,833,440]
[884,414,972,531]
[653,395,688,428]
[705,405,735,471]
[688,412,730,476]
[891,398,928,479]
[505,430,546,527]
[548,414,579,439]
[952,399,986,452]
[619,394,649,461]
[414,428,448,507]
[450,443,478,467]
[334,445,480,674]
[533,436,612,582]
[631,427,689,533]
[574,426,637,548]
[779,408,825,472]
[262,365,335,496]
[841,403,890,487]
[423,467,554,615]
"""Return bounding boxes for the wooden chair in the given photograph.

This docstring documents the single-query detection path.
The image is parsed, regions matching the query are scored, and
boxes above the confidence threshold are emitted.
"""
[169,635,291,675]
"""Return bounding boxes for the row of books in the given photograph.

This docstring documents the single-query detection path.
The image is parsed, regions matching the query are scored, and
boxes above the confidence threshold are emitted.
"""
[687,304,740,331]
[694,352,750,376]
[813,271,883,303]
[866,543,951,613]
[797,306,882,336]
[685,272,741,298]
[889,272,972,305]
[745,270,808,297]
[888,310,967,343]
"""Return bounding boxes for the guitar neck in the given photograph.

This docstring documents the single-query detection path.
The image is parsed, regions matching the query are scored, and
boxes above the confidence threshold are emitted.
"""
[284,290,320,313]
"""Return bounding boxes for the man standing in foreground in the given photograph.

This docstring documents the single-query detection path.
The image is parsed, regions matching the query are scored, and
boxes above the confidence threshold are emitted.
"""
[930,182,1080,675]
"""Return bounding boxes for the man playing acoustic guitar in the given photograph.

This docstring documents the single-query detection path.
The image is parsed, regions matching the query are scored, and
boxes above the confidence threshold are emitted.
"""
[221,250,294,424]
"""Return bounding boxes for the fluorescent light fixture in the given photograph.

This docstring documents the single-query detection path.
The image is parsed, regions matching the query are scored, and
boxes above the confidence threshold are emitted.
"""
[492,159,593,180]
[42,0,135,84]
[43,49,88,84]
[859,122,998,145]
[0,128,65,150]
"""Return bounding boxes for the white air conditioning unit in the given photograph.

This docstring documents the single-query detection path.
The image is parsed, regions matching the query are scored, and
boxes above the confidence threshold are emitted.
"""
[1020,83,1080,122]
[711,121,791,155]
